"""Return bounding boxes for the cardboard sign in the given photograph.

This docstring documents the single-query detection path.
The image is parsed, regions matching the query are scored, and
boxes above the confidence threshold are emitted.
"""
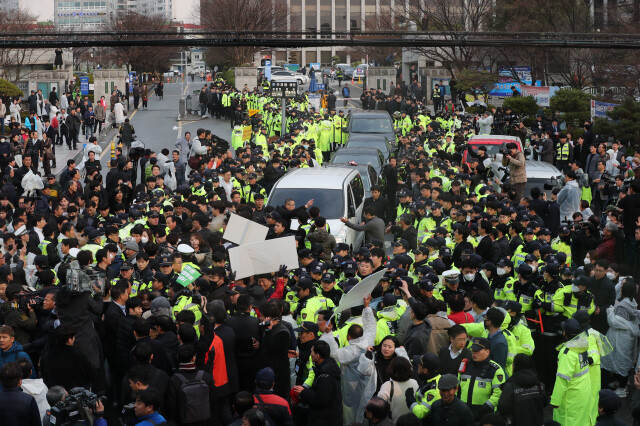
[223,213,269,245]
[334,269,386,314]
[229,236,298,280]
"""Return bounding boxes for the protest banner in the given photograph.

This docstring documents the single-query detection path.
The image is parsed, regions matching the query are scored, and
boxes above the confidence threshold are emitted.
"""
[228,236,299,280]
[334,269,386,314]
[223,213,269,245]
[176,264,202,287]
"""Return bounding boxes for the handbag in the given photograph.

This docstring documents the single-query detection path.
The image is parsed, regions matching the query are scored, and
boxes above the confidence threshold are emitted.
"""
[188,154,201,169]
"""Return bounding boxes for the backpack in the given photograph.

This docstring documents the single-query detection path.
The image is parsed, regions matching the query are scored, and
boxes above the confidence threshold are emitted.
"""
[175,371,211,424]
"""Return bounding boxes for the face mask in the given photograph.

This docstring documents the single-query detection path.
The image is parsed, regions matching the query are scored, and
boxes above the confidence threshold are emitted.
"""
[463,273,475,281]
[571,284,580,292]
[140,237,149,244]
[466,216,471,222]
[497,268,507,276]
[303,144,309,149]
[584,257,590,265]
[529,264,537,272]
[606,272,616,280]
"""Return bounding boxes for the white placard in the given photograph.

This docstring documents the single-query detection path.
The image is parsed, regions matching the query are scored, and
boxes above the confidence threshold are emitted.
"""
[223,213,269,245]
[334,269,386,314]
[228,236,299,280]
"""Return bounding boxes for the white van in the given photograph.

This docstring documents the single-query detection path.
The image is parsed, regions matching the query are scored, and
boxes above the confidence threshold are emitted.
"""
[267,167,365,250]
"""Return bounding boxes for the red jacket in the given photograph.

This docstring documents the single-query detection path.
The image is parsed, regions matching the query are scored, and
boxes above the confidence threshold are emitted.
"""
[448,311,474,325]
[595,235,616,264]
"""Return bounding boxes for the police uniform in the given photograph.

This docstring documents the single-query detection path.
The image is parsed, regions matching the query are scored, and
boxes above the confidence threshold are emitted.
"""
[457,338,506,419]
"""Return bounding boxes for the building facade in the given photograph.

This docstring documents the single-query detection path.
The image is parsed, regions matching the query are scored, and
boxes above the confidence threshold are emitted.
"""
[259,0,380,67]
[54,0,115,29]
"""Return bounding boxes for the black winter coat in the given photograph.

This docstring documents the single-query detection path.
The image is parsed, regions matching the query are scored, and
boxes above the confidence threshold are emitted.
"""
[498,368,547,426]
[299,357,343,426]
[258,323,290,398]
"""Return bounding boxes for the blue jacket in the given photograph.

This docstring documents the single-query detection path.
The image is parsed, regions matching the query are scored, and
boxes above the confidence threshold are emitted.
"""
[136,411,167,425]
[0,341,34,388]
[488,329,508,371]
[342,86,350,97]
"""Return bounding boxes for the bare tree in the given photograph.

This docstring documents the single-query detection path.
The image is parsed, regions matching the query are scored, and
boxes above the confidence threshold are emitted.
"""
[0,9,48,82]
[105,12,179,73]
[198,0,288,67]
[377,0,494,75]
[494,0,595,88]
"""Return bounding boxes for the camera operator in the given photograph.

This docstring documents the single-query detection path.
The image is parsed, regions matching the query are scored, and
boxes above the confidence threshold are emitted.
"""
[43,386,106,426]
[570,221,599,268]
[592,160,614,217]
[502,142,527,202]
[1,283,36,346]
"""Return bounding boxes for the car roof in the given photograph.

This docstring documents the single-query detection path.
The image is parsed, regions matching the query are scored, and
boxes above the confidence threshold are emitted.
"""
[333,147,383,157]
[489,160,563,179]
[348,110,392,118]
[468,135,521,144]
[273,167,358,189]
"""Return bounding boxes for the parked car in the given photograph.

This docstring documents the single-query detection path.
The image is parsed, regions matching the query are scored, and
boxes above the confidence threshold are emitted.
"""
[324,163,381,199]
[343,110,396,149]
[330,147,385,173]
[345,137,391,160]
[266,167,365,249]
[269,69,310,85]
[487,160,564,198]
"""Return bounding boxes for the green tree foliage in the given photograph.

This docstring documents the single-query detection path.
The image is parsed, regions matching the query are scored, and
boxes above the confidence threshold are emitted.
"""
[223,69,235,86]
[593,98,640,145]
[502,96,539,116]
[456,69,499,104]
[0,79,23,98]
[549,89,591,127]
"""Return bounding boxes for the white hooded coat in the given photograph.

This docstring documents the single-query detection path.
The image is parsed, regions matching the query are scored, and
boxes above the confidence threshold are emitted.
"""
[320,306,376,425]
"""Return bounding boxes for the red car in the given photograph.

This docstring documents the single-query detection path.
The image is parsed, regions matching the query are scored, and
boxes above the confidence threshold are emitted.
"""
[462,135,524,165]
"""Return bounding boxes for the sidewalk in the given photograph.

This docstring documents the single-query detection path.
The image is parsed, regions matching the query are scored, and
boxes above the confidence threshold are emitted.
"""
[52,124,117,176]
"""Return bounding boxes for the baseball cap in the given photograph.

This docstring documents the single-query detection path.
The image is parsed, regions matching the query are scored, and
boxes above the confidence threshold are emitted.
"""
[321,273,335,283]
[503,300,522,314]
[471,337,491,351]
[120,261,134,270]
[333,243,349,253]
[392,239,409,249]
[294,321,320,334]
[439,247,452,257]
[293,276,315,291]
[419,280,434,291]
[255,367,276,386]
[382,293,397,307]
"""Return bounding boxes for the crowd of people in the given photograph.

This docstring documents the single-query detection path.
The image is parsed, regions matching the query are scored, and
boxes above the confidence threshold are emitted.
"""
[0,74,638,426]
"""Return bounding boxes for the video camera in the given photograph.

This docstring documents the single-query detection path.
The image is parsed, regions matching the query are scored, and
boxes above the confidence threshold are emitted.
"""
[49,387,106,426]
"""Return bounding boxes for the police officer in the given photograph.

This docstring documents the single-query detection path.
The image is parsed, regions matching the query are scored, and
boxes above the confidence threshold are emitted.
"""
[514,263,538,314]
[502,301,535,357]
[293,276,335,325]
[457,337,506,420]
[374,293,403,344]
[319,272,342,305]
[405,353,442,419]
[492,258,516,301]
[550,318,592,425]
[553,275,595,319]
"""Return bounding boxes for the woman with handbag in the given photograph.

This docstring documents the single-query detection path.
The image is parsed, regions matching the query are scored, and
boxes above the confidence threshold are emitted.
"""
[42,137,54,176]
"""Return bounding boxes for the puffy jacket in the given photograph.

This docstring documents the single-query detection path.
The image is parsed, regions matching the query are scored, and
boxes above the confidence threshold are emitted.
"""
[502,150,527,184]
[498,368,547,426]
[0,341,34,387]
[299,357,343,426]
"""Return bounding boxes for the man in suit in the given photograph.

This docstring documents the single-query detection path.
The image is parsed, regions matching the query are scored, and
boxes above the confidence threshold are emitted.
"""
[475,220,494,263]
[23,130,43,172]
[103,281,128,401]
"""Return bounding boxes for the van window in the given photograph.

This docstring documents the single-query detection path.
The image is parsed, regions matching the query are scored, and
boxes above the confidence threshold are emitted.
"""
[351,175,364,206]
[347,187,357,218]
